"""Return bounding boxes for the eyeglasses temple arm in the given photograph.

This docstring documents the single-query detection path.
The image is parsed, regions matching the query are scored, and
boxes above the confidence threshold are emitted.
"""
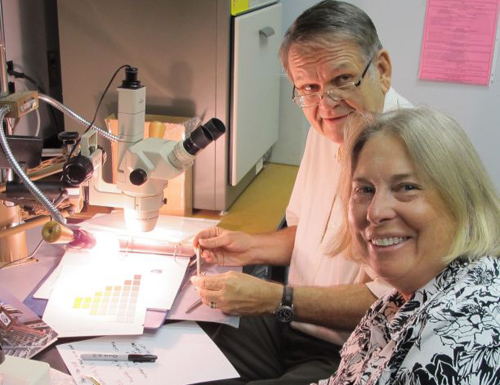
[355,58,373,87]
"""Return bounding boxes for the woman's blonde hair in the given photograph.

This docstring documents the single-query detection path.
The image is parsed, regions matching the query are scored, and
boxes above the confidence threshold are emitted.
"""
[329,107,500,263]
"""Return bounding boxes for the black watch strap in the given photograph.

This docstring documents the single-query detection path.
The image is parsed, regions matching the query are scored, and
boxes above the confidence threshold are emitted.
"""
[275,285,294,323]
[281,285,293,307]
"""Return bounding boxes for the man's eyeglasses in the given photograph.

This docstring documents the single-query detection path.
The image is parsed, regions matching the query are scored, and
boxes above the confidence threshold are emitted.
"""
[292,58,373,109]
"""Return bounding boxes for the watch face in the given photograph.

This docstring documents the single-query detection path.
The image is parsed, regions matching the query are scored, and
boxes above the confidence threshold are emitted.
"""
[276,306,293,323]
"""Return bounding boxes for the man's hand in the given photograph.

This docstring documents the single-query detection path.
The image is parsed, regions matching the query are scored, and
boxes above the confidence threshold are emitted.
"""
[190,271,282,316]
[193,225,298,267]
[193,227,256,266]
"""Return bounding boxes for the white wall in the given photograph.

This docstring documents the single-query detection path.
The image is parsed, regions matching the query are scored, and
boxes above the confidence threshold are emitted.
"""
[274,0,500,190]
[270,74,309,166]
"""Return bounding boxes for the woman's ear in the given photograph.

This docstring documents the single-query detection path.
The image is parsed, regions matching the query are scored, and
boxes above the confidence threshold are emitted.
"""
[376,49,392,94]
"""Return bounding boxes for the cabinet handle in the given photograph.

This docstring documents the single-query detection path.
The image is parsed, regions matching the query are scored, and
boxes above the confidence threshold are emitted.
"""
[259,26,275,38]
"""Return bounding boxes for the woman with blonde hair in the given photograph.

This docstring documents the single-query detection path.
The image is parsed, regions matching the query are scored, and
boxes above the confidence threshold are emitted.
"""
[316,107,500,384]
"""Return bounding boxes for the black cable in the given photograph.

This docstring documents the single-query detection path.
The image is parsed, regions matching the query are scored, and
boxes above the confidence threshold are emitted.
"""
[8,66,46,93]
[14,72,45,93]
[64,64,131,168]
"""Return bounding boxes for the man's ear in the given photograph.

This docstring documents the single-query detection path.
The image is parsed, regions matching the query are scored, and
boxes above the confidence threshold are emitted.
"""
[376,49,392,94]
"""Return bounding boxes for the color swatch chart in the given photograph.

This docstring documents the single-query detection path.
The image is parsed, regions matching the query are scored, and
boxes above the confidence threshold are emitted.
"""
[43,265,147,337]
[72,275,142,323]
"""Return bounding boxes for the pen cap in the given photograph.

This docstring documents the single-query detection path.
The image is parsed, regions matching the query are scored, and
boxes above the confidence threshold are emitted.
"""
[129,354,157,362]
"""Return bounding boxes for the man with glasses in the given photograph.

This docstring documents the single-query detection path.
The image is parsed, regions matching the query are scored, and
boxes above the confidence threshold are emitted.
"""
[193,1,411,383]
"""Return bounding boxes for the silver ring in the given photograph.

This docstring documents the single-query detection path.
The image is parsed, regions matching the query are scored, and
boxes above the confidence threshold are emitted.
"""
[209,301,216,309]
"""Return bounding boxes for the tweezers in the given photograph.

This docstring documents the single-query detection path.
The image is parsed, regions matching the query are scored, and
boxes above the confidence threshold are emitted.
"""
[185,298,203,314]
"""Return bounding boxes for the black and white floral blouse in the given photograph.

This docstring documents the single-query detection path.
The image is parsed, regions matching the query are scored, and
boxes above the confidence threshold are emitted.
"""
[313,256,500,385]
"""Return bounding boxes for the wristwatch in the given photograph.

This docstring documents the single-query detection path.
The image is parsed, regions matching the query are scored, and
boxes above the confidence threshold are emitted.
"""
[275,285,294,323]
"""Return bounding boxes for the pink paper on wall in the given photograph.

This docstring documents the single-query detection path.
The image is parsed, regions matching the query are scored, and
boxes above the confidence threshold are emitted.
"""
[419,0,500,85]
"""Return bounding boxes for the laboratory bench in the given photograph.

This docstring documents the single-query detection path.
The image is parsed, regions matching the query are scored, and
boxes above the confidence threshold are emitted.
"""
[0,162,298,378]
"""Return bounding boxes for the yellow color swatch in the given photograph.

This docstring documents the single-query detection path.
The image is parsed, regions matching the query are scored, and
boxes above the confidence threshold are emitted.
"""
[73,297,83,309]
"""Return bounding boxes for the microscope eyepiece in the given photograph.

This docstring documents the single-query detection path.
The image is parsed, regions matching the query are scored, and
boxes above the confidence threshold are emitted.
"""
[166,118,226,175]
[183,118,226,156]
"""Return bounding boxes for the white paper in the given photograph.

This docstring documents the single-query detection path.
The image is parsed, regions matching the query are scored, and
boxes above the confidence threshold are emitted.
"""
[50,368,76,385]
[36,249,190,311]
[126,252,190,311]
[43,264,148,337]
[57,321,239,385]
[34,261,62,300]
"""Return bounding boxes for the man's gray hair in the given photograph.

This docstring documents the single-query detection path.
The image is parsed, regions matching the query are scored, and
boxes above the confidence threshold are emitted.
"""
[280,0,382,75]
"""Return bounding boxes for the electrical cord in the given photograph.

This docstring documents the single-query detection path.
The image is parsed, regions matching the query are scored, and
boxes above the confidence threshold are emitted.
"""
[64,64,131,168]
[9,70,44,93]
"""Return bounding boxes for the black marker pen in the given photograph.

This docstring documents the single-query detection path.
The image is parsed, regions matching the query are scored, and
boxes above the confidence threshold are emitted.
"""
[80,353,158,363]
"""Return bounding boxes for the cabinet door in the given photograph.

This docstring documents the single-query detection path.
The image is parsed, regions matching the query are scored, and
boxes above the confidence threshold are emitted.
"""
[230,3,282,186]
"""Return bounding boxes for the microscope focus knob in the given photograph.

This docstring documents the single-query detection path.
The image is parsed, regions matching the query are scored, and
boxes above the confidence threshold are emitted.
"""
[62,155,94,186]
[58,131,80,145]
[58,131,80,154]
[130,168,148,186]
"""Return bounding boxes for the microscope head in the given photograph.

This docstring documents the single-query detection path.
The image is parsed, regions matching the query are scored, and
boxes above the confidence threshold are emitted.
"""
[119,117,226,232]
